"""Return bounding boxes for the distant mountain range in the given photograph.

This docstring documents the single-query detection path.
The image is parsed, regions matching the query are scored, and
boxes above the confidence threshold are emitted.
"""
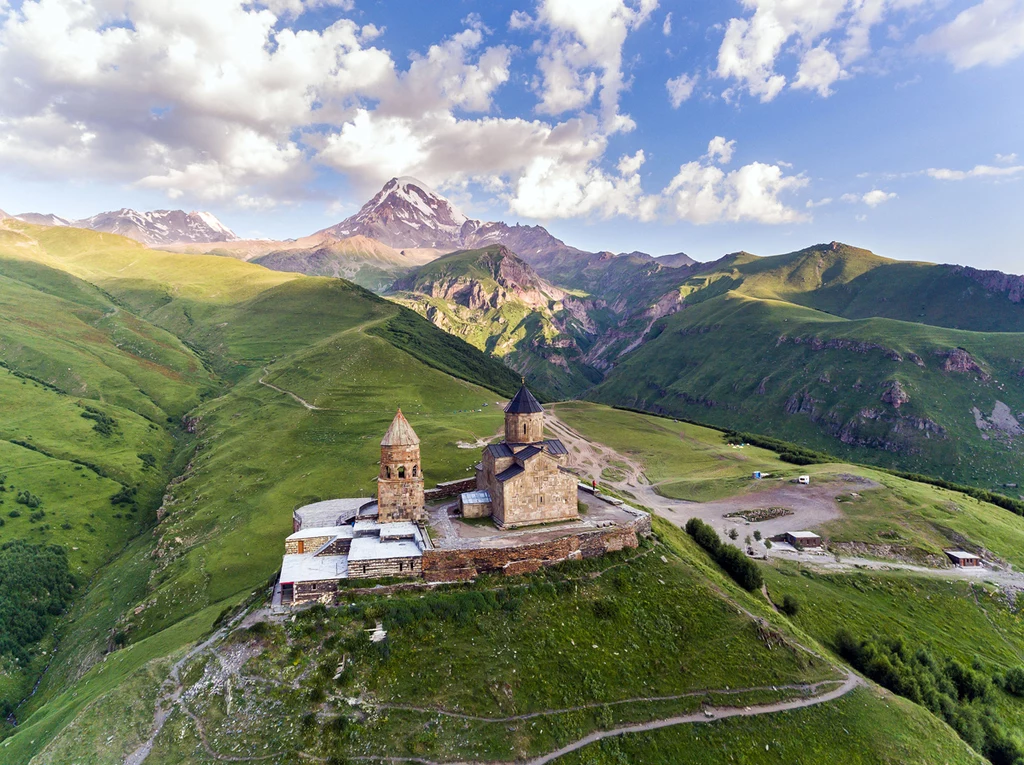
[1,207,237,246]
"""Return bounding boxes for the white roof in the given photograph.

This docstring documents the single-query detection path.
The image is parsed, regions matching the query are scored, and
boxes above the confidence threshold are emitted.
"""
[461,490,492,504]
[787,530,821,539]
[280,553,349,584]
[286,525,355,541]
[946,550,981,559]
[379,522,418,540]
[292,498,373,530]
[348,534,423,562]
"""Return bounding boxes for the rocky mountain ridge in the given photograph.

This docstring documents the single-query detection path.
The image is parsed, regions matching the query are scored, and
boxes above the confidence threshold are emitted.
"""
[3,207,238,246]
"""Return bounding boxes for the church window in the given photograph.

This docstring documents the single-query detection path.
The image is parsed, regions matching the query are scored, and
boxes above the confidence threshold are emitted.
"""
[523,423,527,436]
[413,465,418,476]
[386,466,391,478]
[398,466,406,478]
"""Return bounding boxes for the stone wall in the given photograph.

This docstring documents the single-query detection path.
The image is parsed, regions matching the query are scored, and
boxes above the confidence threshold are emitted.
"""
[493,460,577,528]
[349,556,422,579]
[505,411,544,444]
[421,517,649,582]
[424,477,477,501]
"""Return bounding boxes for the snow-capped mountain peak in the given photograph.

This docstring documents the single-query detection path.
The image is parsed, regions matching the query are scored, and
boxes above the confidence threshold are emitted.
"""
[75,208,238,246]
[319,177,472,248]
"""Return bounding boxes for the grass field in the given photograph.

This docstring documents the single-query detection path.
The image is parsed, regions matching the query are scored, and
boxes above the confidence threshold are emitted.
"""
[0,220,523,758]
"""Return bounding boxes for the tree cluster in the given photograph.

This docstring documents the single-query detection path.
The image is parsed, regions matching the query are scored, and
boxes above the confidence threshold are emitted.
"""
[685,517,763,591]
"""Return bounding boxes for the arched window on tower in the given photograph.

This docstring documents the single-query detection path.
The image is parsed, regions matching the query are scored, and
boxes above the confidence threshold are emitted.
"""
[398,466,406,478]
[523,423,527,436]
[412,465,418,476]
[386,466,391,478]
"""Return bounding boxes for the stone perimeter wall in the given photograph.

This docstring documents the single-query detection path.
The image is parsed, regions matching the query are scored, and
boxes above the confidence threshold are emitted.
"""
[424,477,477,501]
[421,513,652,582]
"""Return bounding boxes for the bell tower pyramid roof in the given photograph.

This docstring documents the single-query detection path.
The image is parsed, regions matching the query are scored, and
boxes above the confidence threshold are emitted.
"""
[505,383,543,414]
[381,408,420,446]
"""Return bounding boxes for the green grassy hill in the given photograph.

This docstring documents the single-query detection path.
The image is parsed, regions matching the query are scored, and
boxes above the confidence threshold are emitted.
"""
[590,289,1024,489]
[0,220,521,756]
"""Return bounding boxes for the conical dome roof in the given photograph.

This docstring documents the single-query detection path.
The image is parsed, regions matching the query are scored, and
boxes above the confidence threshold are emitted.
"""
[381,409,420,446]
[505,383,543,414]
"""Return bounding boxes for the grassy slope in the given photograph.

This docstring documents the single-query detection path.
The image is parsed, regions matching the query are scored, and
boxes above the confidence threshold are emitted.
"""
[75,528,842,764]
[553,403,1024,759]
[0,222,525,760]
[590,292,1024,489]
[556,403,1024,569]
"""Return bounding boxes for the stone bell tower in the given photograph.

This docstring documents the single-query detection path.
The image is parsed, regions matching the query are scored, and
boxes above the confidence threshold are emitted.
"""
[377,409,425,523]
[504,382,544,444]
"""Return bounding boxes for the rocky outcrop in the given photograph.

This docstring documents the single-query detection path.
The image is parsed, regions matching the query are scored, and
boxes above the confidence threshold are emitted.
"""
[881,380,910,409]
[777,335,903,361]
[937,348,988,379]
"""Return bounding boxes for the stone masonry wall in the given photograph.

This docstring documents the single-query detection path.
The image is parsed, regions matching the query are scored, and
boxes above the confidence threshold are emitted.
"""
[494,460,577,528]
[505,412,544,444]
[424,477,477,501]
[421,517,649,583]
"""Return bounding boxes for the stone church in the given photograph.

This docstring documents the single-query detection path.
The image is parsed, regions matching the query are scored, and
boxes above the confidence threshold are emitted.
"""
[461,383,578,528]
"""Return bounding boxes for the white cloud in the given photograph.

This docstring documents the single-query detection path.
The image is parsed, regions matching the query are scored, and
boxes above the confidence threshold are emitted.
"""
[530,0,658,131]
[862,189,897,206]
[918,0,1024,69]
[792,42,846,96]
[509,10,534,30]
[842,189,897,205]
[510,147,658,220]
[666,72,697,107]
[996,152,1019,164]
[662,11,672,35]
[664,139,808,224]
[705,136,736,164]
[806,197,833,207]
[714,0,927,101]
[0,0,397,203]
[926,163,1024,180]
[663,71,696,105]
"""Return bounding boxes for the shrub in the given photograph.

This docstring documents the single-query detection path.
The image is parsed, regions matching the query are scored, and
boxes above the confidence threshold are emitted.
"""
[7,510,20,519]
[685,518,762,591]
[780,593,800,617]
[592,599,619,620]
[728,528,739,540]
[753,530,762,541]
[137,453,157,468]
[1001,667,1024,697]
[15,491,41,508]
[80,406,116,436]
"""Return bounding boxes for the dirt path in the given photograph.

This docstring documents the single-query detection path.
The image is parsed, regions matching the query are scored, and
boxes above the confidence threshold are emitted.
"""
[546,411,1024,592]
[525,671,862,765]
[123,609,250,765]
[258,368,322,411]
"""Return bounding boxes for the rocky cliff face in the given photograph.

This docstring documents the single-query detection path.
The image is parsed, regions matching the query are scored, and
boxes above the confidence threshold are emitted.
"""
[951,265,1024,304]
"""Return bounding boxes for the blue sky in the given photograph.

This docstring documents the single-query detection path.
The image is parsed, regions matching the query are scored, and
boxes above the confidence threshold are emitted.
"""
[0,0,1022,269]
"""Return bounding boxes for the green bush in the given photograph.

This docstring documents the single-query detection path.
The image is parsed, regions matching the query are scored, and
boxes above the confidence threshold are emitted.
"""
[835,630,1021,765]
[1001,667,1024,697]
[80,406,116,436]
[780,593,800,617]
[685,518,762,591]
[15,490,41,508]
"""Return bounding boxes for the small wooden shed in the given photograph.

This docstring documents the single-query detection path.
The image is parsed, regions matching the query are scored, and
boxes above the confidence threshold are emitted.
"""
[945,550,981,567]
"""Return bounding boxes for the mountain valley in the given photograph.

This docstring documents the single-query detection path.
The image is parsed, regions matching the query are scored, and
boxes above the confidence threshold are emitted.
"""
[4,187,1024,765]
